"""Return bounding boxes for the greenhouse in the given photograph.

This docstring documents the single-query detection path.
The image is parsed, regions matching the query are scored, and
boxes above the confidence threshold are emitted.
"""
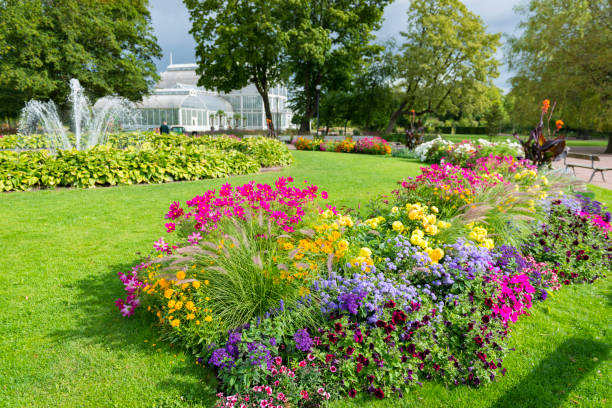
[133,63,293,132]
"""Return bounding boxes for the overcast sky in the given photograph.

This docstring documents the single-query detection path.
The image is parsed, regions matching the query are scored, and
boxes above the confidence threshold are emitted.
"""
[149,0,526,91]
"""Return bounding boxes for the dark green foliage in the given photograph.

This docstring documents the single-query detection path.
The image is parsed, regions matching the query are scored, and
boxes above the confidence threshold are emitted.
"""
[0,0,161,118]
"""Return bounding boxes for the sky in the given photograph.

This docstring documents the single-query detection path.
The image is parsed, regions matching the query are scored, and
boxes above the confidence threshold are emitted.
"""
[149,0,526,91]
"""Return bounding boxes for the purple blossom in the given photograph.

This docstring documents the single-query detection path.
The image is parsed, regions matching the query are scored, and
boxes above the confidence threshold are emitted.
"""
[293,329,313,352]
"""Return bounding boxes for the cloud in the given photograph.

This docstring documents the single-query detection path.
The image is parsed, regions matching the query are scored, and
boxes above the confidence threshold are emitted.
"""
[149,0,526,91]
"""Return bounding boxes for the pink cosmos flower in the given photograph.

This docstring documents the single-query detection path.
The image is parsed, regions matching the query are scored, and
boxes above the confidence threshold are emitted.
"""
[153,237,169,253]
[187,232,202,245]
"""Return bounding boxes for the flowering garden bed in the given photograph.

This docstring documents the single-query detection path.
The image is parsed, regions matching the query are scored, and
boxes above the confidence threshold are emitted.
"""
[294,137,392,155]
[115,153,610,407]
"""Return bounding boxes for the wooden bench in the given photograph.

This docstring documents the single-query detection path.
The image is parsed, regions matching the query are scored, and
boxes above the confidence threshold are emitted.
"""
[564,153,612,182]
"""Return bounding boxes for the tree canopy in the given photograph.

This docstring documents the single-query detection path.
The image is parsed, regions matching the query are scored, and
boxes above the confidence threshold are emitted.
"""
[184,0,289,136]
[0,0,161,118]
[507,0,612,151]
[284,0,391,133]
[383,0,500,134]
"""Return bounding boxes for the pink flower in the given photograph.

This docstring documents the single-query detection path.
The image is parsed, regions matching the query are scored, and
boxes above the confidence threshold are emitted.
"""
[321,191,328,199]
[298,360,306,367]
[187,231,202,245]
[330,366,337,373]
[274,357,282,366]
[300,390,309,399]
[165,222,176,232]
[153,237,169,253]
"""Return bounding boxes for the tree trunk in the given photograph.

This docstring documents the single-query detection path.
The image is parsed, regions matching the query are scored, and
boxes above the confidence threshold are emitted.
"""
[605,132,612,154]
[261,91,276,138]
[383,100,408,135]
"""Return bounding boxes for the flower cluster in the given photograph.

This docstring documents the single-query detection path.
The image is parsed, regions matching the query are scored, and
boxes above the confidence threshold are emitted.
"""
[294,137,391,155]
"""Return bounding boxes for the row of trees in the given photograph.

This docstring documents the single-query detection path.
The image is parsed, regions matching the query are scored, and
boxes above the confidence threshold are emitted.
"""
[183,0,502,136]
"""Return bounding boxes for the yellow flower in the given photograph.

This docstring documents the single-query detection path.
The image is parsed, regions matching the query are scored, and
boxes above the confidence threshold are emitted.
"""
[426,214,437,225]
[204,315,213,322]
[204,280,210,286]
[392,221,404,232]
[425,224,438,236]
[411,229,424,239]
[196,320,201,325]
[390,206,400,215]
[176,270,186,280]
[337,239,349,251]
[171,319,180,327]
[408,210,420,220]
[167,300,176,309]
[185,301,195,311]
[175,301,183,310]
[186,313,195,320]
[431,206,439,213]
[429,248,444,263]
[359,247,372,258]
[338,215,354,227]
[164,289,174,299]
[192,280,201,289]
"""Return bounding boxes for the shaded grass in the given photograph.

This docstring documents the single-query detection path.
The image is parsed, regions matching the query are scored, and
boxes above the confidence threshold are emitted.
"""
[0,150,610,407]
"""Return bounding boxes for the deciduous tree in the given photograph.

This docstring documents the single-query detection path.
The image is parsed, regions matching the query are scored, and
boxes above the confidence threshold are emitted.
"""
[384,0,500,134]
[507,0,612,152]
[184,0,288,137]
[0,0,161,118]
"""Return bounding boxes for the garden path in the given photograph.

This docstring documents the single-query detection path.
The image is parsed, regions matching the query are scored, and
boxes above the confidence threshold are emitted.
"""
[552,146,612,190]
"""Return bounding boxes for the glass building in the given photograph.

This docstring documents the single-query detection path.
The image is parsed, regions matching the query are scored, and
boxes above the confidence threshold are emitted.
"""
[133,63,293,132]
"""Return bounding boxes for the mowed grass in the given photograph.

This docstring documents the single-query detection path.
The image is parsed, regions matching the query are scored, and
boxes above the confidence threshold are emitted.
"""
[438,134,609,148]
[0,150,610,408]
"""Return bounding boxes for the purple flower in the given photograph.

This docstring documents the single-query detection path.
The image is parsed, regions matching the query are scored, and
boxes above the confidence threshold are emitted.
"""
[294,329,313,352]
[209,348,235,370]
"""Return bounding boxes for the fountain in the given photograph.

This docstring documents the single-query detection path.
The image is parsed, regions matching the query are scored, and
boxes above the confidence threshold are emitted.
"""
[18,79,139,151]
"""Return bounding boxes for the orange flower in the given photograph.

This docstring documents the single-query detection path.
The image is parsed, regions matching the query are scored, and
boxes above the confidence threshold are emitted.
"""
[541,99,550,113]
[410,109,415,114]
[555,120,564,130]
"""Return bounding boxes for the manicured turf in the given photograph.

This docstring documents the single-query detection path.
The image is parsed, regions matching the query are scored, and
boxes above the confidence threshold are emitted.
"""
[0,150,610,407]
[438,134,609,148]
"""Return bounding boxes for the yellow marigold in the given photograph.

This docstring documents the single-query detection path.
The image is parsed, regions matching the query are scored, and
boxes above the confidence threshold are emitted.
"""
[204,315,213,322]
[390,206,400,215]
[192,280,201,289]
[392,221,404,232]
[174,301,183,310]
[171,319,180,327]
[164,289,174,299]
[337,239,349,251]
[359,247,372,258]
[408,210,420,220]
[176,270,186,280]
[186,313,195,320]
[429,248,445,263]
[167,300,176,309]
[338,215,354,227]
[425,224,438,236]
[185,301,195,311]
[204,280,210,286]
[430,206,439,214]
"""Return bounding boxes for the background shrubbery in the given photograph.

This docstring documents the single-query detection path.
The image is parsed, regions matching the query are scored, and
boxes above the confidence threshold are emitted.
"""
[0,133,293,191]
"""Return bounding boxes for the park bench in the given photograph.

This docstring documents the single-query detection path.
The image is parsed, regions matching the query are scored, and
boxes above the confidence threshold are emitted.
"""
[564,153,612,182]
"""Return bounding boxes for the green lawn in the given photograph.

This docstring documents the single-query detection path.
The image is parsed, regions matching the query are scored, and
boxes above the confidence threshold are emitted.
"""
[0,151,610,407]
[437,134,609,148]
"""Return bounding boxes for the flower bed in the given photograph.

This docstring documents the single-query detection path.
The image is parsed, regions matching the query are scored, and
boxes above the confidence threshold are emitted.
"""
[295,137,392,155]
[414,136,521,165]
[0,135,292,191]
[115,160,610,406]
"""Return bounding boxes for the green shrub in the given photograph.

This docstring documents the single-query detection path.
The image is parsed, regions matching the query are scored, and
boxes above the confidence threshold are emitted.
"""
[0,145,261,191]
